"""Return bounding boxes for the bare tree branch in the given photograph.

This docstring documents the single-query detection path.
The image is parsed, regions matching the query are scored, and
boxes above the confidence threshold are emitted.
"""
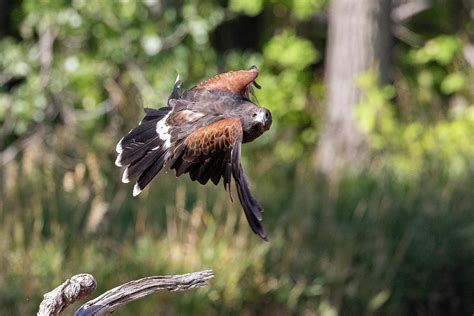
[74,269,214,316]
[38,24,57,87]
[38,274,97,316]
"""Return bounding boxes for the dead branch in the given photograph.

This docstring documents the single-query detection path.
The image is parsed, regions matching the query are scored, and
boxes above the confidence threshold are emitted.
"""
[38,270,214,316]
[38,274,97,316]
[74,269,214,316]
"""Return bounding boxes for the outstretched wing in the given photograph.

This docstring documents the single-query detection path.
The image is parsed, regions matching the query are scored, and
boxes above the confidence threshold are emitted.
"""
[168,117,267,240]
[193,65,260,99]
[115,105,224,196]
[115,88,243,197]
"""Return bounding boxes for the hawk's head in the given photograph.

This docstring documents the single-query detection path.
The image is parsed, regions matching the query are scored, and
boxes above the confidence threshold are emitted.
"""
[193,65,271,143]
[233,103,272,143]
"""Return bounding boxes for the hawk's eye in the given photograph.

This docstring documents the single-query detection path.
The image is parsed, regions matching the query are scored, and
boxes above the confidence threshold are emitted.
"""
[252,113,257,118]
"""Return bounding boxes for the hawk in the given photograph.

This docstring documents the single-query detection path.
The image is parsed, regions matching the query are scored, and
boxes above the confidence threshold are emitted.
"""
[115,66,272,240]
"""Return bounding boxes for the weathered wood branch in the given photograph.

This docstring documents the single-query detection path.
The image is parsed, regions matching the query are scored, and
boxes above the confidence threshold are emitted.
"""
[38,270,214,316]
[75,269,214,316]
[38,274,97,316]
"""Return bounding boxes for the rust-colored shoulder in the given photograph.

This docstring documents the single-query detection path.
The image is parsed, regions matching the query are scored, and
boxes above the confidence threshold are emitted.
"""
[195,67,259,96]
[184,118,242,157]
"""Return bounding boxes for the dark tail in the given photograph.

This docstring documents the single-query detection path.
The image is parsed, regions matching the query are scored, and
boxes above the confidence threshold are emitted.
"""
[231,143,267,241]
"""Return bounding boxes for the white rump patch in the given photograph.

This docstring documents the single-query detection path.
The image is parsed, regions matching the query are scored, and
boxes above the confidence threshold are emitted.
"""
[175,74,180,83]
[122,168,130,183]
[156,111,172,149]
[133,183,142,197]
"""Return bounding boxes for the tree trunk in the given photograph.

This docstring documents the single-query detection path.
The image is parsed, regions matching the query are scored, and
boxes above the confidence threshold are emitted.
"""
[316,0,392,177]
[0,0,12,38]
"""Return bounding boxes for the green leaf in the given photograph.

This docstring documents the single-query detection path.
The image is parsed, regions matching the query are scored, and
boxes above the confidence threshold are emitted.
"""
[291,0,326,20]
[229,0,263,16]
[440,72,466,95]
[264,30,319,70]
[410,35,462,65]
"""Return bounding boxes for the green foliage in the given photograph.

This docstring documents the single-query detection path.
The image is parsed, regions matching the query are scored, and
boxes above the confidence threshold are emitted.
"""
[229,0,327,19]
[291,0,327,20]
[400,33,471,119]
[409,35,462,66]
[440,71,465,94]
[264,30,320,70]
[229,0,264,16]
[357,71,474,180]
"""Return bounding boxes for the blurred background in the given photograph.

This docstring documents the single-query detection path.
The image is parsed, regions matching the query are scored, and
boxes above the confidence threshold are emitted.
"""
[1,0,473,315]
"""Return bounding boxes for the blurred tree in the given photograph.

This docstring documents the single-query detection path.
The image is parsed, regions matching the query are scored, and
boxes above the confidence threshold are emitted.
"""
[0,0,12,38]
[316,0,392,177]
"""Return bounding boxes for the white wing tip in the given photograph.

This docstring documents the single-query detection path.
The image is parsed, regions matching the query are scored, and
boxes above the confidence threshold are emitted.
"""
[115,137,124,153]
[122,168,130,183]
[115,153,123,167]
[175,74,180,83]
[133,183,142,197]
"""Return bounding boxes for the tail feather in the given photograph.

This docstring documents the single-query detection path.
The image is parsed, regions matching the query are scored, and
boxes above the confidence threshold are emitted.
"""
[234,166,266,240]
[231,143,266,240]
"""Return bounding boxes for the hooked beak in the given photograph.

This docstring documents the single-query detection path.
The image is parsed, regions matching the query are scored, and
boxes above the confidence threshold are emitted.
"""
[263,109,272,131]
[255,108,272,132]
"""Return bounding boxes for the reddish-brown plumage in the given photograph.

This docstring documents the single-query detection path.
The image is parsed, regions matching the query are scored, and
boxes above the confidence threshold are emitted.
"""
[195,68,258,96]
[184,118,242,157]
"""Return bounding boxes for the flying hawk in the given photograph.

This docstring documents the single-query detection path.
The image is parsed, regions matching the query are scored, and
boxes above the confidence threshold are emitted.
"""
[115,66,272,240]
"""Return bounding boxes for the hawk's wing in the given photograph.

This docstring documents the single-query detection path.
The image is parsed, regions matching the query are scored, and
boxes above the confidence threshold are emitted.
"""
[116,89,240,195]
[116,106,224,196]
[190,65,260,100]
[168,117,267,240]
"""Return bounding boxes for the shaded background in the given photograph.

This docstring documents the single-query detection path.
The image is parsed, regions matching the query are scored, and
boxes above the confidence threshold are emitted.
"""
[1,0,473,315]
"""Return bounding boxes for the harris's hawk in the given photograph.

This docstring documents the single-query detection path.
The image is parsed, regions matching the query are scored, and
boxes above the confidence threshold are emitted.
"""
[115,66,272,240]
